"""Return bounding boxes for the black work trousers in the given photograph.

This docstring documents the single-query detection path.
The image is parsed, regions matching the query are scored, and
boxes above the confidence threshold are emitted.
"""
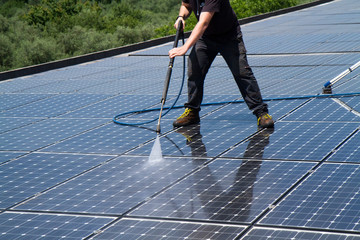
[184,34,268,117]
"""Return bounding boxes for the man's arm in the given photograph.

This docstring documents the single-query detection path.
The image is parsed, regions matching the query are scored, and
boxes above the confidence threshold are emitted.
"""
[174,2,191,30]
[169,10,214,58]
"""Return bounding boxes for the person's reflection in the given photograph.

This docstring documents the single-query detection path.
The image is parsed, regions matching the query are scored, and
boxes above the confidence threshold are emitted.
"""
[175,125,274,223]
[174,124,207,161]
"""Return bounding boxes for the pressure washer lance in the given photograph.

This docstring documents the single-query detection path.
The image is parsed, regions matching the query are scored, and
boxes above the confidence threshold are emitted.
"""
[156,21,184,133]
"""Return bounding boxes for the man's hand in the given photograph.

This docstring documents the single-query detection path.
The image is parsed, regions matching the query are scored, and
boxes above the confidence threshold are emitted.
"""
[169,46,188,58]
[174,17,185,31]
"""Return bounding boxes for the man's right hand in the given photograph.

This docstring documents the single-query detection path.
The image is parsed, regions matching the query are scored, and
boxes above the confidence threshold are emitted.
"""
[174,17,185,30]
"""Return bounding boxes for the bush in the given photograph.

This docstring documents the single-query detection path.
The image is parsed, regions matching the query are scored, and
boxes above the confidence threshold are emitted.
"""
[0,35,13,71]
[0,0,27,18]
[0,14,10,32]
[115,25,154,45]
[80,28,118,53]
[231,0,297,18]
[57,25,86,55]
[13,37,60,68]
[57,25,118,55]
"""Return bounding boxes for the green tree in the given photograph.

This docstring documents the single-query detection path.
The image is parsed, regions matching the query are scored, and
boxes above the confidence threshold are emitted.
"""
[231,0,297,18]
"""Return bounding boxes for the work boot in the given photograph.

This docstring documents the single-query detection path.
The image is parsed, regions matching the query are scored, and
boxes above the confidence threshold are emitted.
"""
[173,108,200,127]
[257,113,274,129]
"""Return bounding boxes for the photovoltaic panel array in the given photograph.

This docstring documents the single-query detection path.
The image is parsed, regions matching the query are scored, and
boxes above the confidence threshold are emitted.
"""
[1,0,360,239]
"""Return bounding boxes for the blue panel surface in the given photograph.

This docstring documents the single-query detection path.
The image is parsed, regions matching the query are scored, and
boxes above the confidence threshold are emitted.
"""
[130,160,314,223]
[0,212,114,240]
[43,123,156,154]
[59,95,160,119]
[19,78,113,94]
[0,118,107,151]
[327,130,360,163]
[15,156,204,214]
[282,96,360,122]
[0,118,45,134]
[335,74,360,94]
[0,94,109,118]
[0,78,56,93]
[0,151,27,164]
[0,94,52,111]
[0,153,113,208]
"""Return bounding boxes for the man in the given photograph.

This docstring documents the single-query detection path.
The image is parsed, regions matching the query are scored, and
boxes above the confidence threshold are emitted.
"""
[169,0,274,129]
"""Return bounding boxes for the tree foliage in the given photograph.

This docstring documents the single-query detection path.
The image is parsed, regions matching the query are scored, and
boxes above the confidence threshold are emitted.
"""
[0,0,301,72]
[231,0,297,18]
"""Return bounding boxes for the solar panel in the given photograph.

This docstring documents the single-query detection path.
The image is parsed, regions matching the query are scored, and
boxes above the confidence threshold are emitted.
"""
[1,0,360,238]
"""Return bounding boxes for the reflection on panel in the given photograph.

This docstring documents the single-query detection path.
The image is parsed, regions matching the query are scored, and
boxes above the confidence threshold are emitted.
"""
[93,219,245,240]
[130,159,314,224]
[223,122,358,161]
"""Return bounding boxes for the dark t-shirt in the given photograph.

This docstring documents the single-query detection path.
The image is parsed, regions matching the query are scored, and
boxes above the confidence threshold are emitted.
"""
[182,0,240,38]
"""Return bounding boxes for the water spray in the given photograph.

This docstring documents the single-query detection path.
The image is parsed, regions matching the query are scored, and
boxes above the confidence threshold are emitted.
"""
[156,21,184,133]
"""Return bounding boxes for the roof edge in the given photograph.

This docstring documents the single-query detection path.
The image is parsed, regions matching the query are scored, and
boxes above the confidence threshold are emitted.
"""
[0,0,333,81]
